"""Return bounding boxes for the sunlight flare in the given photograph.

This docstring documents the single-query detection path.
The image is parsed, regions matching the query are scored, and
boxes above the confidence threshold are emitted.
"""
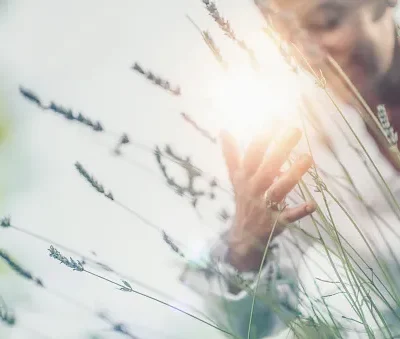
[210,64,301,147]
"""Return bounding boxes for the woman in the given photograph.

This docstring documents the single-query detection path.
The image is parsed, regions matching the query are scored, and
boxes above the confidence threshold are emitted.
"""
[181,1,400,338]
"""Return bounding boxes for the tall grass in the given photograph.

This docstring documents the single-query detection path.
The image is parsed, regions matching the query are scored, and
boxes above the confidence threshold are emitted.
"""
[2,1,400,338]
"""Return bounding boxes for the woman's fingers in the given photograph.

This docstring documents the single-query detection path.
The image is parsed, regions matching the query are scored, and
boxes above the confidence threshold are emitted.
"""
[220,130,241,183]
[242,131,273,177]
[251,128,302,195]
[280,201,317,224]
[265,154,313,204]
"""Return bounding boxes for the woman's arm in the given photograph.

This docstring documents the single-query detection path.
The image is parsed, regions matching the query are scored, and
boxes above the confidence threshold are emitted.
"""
[180,228,309,338]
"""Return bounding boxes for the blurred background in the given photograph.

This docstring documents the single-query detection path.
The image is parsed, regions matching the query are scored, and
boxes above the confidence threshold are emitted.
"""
[3,0,390,338]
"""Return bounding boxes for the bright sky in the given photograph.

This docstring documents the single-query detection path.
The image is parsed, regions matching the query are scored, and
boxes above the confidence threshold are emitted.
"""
[0,0,338,338]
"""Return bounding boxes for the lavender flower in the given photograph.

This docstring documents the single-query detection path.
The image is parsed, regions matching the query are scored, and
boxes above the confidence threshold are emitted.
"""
[132,63,181,96]
[202,0,235,40]
[0,298,15,326]
[45,102,104,132]
[186,15,228,69]
[201,0,258,69]
[0,250,44,287]
[377,104,398,146]
[202,31,228,69]
[162,231,185,258]
[75,162,114,201]
[114,133,131,155]
[180,112,217,144]
[48,246,84,271]
[154,145,208,206]
[0,217,11,228]
[19,86,42,107]
[19,87,104,132]
[97,312,140,339]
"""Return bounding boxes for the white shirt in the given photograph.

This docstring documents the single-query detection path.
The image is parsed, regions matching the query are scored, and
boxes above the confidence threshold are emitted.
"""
[181,85,400,339]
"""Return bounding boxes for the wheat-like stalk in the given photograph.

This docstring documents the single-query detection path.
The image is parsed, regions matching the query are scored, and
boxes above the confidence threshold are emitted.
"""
[7,2,400,339]
[377,104,398,146]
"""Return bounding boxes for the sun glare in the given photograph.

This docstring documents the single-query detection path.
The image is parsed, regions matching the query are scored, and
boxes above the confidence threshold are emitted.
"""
[210,63,302,148]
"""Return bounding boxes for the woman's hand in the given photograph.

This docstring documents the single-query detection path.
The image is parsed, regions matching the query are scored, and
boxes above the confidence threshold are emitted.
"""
[220,128,316,271]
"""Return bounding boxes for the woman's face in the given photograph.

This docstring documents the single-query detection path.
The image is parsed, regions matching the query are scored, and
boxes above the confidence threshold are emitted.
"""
[258,0,397,102]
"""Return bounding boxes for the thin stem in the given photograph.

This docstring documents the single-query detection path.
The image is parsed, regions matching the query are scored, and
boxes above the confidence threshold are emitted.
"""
[247,211,282,339]
[83,269,237,338]
[7,223,220,328]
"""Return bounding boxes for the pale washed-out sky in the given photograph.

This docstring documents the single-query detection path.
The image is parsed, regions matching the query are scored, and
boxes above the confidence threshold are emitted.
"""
[0,0,349,338]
